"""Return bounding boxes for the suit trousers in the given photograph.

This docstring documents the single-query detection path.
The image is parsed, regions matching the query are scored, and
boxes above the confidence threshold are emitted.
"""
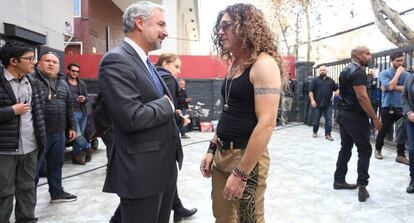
[0,150,38,223]
[211,147,269,223]
[334,110,372,186]
[117,179,176,223]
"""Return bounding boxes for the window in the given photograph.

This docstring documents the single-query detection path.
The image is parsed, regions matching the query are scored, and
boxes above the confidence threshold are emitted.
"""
[73,0,81,17]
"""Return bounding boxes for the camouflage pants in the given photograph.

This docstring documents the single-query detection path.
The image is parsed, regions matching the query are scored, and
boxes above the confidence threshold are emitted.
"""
[212,147,269,223]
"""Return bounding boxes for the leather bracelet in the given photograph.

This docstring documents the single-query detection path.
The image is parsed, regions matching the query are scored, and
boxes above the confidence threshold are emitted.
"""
[207,141,217,154]
[232,167,248,182]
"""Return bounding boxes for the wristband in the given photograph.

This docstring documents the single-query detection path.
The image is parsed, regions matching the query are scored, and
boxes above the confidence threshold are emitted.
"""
[207,140,217,154]
[232,167,248,182]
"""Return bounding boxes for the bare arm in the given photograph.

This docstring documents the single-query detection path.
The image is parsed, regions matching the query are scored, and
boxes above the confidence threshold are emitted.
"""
[222,53,280,201]
[353,85,381,130]
[308,92,317,108]
[238,54,280,175]
[387,66,405,92]
[308,91,315,102]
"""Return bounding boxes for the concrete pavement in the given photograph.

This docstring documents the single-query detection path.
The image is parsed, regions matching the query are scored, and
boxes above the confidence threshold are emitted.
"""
[29,123,414,222]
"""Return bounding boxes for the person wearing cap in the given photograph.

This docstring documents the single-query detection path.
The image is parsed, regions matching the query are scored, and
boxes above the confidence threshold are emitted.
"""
[33,51,77,203]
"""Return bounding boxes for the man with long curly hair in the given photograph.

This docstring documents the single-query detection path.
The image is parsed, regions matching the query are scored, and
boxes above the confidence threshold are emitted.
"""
[200,3,285,222]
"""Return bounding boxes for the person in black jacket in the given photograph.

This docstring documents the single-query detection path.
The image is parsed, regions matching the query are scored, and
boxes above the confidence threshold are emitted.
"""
[155,53,196,222]
[0,41,46,223]
[66,63,92,165]
[33,51,77,203]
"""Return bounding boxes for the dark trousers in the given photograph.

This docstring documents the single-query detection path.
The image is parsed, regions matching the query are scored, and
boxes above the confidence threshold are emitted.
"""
[375,108,405,156]
[172,190,183,211]
[407,121,414,178]
[0,150,38,223]
[313,106,332,135]
[110,183,176,223]
[101,129,114,162]
[35,132,65,197]
[334,110,372,186]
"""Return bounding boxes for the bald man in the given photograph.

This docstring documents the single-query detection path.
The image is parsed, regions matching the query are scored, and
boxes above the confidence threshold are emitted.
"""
[309,65,338,141]
[333,46,381,202]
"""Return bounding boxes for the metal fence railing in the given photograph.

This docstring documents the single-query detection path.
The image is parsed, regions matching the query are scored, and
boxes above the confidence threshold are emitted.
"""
[313,45,414,145]
[314,45,414,83]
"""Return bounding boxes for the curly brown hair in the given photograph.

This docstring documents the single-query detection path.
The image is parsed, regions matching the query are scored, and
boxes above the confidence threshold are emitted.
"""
[212,3,283,73]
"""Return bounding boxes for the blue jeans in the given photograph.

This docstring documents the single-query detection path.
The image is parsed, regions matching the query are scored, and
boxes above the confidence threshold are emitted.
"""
[72,111,90,156]
[406,121,414,178]
[35,132,65,197]
[313,106,332,135]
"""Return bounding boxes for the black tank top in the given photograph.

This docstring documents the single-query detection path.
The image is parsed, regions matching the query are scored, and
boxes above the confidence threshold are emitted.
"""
[216,66,257,140]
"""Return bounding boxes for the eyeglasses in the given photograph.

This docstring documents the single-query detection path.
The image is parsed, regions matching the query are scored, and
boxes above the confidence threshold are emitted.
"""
[20,56,36,62]
[218,20,234,31]
[70,69,80,73]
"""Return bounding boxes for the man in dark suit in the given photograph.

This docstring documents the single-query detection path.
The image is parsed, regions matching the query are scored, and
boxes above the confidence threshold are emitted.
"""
[98,1,183,223]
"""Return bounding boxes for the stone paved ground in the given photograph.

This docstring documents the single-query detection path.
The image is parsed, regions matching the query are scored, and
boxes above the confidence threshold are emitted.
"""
[17,123,414,222]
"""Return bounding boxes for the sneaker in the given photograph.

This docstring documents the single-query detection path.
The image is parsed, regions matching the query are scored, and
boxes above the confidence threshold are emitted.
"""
[51,191,77,203]
[396,156,409,165]
[375,150,383,159]
[325,134,334,141]
[312,133,318,138]
[181,135,190,139]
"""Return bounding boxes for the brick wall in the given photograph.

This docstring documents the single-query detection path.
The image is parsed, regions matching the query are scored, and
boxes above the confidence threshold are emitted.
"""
[87,0,124,54]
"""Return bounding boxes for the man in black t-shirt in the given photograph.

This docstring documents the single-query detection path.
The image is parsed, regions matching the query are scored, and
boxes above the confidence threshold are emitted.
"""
[333,46,382,202]
[309,66,338,141]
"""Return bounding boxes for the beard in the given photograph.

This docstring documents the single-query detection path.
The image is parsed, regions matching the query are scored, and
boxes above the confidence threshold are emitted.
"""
[152,41,162,50]
[145,35,162,51]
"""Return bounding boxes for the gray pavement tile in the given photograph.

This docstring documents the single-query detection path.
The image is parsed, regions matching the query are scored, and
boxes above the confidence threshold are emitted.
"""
[10,123,414,223]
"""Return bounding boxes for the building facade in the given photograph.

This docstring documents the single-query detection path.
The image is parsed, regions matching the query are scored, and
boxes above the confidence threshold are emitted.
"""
[0,0,73,63]
[65,0,200,55]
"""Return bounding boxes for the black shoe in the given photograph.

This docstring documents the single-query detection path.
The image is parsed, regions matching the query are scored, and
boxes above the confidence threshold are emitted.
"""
[181,134,191,139]
[174,207,197,222]
[51,191,77,203]
[85,148,93,162]
[358,185,369,202]
[407,180,414,193]
[333,182,358,190]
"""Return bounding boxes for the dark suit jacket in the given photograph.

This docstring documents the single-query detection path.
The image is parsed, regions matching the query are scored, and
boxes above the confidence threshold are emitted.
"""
[98,40,183,199]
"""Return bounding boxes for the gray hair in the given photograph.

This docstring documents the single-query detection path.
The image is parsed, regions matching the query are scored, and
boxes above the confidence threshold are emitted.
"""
[122,1,165,34]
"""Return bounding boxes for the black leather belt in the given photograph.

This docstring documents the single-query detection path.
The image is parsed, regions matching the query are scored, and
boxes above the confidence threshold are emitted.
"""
[217,138,249,151]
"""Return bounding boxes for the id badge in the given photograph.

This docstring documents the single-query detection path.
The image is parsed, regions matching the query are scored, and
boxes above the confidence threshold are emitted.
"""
[389,109,394,114]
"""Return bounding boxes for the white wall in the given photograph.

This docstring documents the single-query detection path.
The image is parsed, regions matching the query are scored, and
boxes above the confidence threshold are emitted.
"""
[155,0,178,54]
[0,0,73,51]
